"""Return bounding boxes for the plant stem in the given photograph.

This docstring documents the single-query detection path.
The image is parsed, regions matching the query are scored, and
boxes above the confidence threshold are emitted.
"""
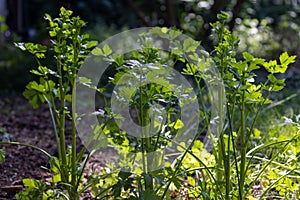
[227,103,241,199]
[36,58,62,160]
[70,29,79,199]
[71,86,78,198]
[248,156,300,174]
[138,65,148,189]
[217,35,230,199]
[239,89,246,199]
[57,37,67,183]
[0,141,52,158]
[220,90,230,200]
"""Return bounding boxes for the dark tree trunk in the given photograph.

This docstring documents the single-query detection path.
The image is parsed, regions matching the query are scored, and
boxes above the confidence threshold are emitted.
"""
[229,0,248,31]
[165,0,177,27]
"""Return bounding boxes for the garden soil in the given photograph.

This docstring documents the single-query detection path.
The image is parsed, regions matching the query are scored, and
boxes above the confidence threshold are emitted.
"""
[0,94,117,199]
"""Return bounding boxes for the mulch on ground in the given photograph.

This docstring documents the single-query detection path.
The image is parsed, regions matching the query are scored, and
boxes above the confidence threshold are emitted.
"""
[0,94,117,199]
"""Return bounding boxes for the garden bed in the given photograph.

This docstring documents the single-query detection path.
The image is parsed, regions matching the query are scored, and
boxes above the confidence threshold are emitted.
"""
[0,94,117,199]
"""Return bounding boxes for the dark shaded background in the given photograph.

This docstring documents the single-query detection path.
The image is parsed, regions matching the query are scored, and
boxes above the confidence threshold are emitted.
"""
[1,0,300,91]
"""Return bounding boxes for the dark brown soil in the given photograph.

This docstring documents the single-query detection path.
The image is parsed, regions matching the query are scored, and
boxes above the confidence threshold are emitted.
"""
[0,94,54,199]
[0,94,117,199]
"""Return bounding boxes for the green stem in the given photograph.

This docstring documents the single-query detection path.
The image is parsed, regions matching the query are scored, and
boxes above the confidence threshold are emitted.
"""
[153,116,165,150]
[140,110,147,176]
[70,30,79,199]
[227,103,241,199]
[248,156,300,174]
[217,36,230,199]
[43,95,61,160]
[246,91,270,144]
[76,150,94,194]
[222,96,230,200]
[239,89,246,199]
[135,79,147,192]
[134,103,147,176]
[192,63,223,197]
[57,37,67,183]
[35,57,61,160]
[0,141,51,158]
[71,85,78,198]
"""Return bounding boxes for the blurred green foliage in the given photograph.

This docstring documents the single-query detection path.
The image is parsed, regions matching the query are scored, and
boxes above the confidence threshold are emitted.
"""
[2,0,300,92]
[0,16,33,92]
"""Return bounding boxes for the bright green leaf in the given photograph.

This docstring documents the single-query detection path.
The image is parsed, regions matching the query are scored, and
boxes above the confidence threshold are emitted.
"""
[183,38,199,52]
[217,11,230,21]
[253,128,261,139]
[150,27,168,38]
[79,76,92,85]
[243,52,254,61]
[91,47,103,56]
[23,178,36,188]
[170,119,184,130]
[102,44,112,56]
[187,176,196,187]
[169,28,182,39]
[279,52,296,66]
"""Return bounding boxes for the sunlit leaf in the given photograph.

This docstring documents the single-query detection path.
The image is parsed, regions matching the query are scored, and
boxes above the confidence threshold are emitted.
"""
[102,44,112,56]
[183,38,199,52]
[169,119,184,130]
[243,52,254,61]
[91,47,103,56]
[23,178,36,188]
[279,52,296,66]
